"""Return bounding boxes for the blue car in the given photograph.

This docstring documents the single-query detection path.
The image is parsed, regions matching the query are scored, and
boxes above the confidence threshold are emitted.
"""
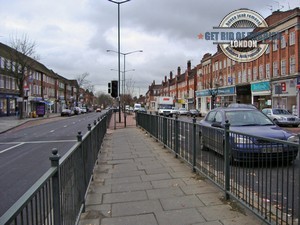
[199,104,299,163]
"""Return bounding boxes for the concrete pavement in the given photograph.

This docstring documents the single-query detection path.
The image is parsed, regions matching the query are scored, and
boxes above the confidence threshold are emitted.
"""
[79,113,264,225]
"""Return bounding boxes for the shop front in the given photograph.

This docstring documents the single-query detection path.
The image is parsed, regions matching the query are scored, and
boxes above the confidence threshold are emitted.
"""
[196,86,236,115]
[271,78,297,113]
[0,93,18,116]
[251,81,271,110]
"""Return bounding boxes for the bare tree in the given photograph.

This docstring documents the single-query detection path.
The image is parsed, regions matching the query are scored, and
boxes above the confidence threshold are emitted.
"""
[95,91,114,108]
[6,34,39,118]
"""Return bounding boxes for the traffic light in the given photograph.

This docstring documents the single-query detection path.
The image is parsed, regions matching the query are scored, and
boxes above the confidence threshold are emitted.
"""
[111,80,118,98]
[108,82,111,94]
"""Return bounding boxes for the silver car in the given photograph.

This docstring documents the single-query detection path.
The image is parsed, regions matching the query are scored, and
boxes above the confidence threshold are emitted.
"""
[262,108,300,127]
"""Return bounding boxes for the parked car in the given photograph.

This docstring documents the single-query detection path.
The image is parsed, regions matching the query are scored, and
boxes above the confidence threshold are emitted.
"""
[187,109,201,117]
[96,108,101,112]
[81,107,87,113]
[170,107,179,116]
[178,108,189,115]
[61,108,74,117]
[74,107,81,115]
[262,108,300,127]
[199,104,299,163]
[138,107,147,113]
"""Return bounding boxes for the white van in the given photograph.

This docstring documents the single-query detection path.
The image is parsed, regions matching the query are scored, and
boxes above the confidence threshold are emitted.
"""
[133,103,141,112]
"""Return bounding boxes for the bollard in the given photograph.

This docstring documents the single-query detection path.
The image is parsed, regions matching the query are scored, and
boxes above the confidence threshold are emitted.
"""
[49,148,61,225]
[88,123,91,131]
[94,120,97,125]
[98,117,100,121]
[77,131,82,142]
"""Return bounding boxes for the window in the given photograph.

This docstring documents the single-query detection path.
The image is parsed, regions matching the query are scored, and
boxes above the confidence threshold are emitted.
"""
[265,45,270,54]
[253,66,258,80]
[247,68,251,81]
[223,59,226,68]
[0,75,4,88]
[5,76,9,88]
[266,63,270,78]
[273,62,278,77]
[259,65,264,79]
[219,61,222,70]
[281,60,286,76]
[273,39,278,51]
[281,35,286,48]
[289,31,295,45]
[290,56,296,74]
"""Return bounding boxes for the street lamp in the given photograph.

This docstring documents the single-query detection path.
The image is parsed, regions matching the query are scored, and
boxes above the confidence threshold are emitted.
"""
[107,49,143,103]
[107,0,131,122]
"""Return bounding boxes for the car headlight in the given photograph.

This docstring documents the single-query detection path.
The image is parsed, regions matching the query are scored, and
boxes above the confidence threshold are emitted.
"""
[234,136,253,144]
[288,135,299,143]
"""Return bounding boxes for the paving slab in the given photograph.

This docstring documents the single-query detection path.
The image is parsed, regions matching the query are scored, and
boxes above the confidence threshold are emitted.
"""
[79,122,264,225]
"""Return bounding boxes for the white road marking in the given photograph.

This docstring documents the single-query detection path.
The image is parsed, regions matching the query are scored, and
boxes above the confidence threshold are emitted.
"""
[50,130,55,133]
[0,142,25,154]
[0,139,77,154]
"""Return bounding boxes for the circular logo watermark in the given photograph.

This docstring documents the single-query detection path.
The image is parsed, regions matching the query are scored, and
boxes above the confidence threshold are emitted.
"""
[218,9,269,63]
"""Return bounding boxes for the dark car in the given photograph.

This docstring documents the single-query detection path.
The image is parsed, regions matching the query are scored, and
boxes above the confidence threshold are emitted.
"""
[187,109,201,117]
[198,105,298,163]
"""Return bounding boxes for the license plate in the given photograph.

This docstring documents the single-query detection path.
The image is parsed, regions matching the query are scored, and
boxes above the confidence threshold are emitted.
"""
[261,146,283,153]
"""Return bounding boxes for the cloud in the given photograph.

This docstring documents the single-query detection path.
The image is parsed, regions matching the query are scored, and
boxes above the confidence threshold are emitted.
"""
[1,0,299,96]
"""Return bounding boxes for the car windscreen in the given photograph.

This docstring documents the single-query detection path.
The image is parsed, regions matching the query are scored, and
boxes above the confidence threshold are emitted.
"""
[272,109,290,115]
[225,110,274,126]
[159,104,172,109]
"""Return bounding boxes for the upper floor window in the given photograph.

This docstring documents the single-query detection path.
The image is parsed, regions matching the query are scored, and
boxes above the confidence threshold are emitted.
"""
[290,56,296,74]
[289,31,295,45]
[259,65,264,79]
[281,60,286,76]
[265,45,270,54]
[281,35,286,49]
[0,75,4,88]
[266,63,270,78]
[273,39,278,51]
[253,66,258,80]
[273,61,278,77]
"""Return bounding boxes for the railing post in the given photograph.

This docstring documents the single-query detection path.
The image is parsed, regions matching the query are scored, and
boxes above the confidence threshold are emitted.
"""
[175,114,179,158]
[163,115,167,148]
[192,116,197,172]
[77,131,82,142]
[49,148,61,225]
[224,120,230,200]
[87,123,92,131]
[94,120,97,126]
[155,112,159,141]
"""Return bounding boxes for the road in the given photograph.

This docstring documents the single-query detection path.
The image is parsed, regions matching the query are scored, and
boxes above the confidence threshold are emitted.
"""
[0,112,106,216]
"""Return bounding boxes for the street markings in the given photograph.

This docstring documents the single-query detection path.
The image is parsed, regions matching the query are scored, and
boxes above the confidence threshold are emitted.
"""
[0,139,76,154]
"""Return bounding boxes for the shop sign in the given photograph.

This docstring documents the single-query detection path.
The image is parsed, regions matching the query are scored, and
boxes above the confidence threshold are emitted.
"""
[251,81,270,92]
[196,86,235,97]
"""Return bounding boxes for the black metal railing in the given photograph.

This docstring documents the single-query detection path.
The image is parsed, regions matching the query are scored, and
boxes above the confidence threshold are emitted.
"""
[0,110,112,225]
[136,112,300,225]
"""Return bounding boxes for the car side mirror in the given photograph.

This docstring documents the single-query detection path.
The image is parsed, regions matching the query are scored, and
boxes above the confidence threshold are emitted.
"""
[211,122,223,128]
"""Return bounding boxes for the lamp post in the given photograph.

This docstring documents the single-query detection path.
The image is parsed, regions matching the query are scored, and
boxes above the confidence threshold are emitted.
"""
[107,0,131,122]
[107,49,143,99]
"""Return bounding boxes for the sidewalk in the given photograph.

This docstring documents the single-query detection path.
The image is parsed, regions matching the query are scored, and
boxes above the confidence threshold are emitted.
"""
[0,113,61,134]
[79,113,264,225]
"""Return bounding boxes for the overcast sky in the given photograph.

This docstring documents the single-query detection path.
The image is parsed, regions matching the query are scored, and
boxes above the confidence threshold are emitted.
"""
[0,0,299,96]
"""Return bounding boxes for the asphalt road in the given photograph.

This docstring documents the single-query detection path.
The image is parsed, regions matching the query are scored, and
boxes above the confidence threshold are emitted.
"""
[0,111,106,216]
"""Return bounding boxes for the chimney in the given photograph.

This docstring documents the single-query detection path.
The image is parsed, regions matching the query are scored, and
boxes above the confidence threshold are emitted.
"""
[170,71,173,79]
[177,66,181,76]
[165,76,167,82]
[187,60,191,72]
[153,80,155,85]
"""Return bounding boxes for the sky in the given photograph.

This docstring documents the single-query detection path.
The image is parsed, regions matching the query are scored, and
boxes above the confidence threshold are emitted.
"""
[0,0,299,97]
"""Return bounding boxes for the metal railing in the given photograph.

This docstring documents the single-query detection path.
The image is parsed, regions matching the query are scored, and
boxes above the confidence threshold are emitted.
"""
[136,112,300,225]
[0,110,112,225]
